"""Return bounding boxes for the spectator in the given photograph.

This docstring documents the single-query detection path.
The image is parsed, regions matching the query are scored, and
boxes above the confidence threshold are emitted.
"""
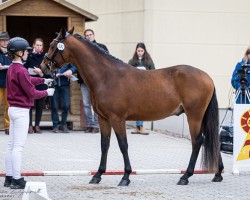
[231,47,250,104]
[24,38,48,133]
[4,37,54,189]
[0,32,11,135]
[51,63,77,133]
[128,42,155,135]
[77,29,109,133]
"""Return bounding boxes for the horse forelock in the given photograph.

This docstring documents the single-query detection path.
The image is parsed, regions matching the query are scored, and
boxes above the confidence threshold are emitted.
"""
[54,31,71,42]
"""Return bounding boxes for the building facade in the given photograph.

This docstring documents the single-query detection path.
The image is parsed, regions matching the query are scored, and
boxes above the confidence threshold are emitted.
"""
[68,0,250,108]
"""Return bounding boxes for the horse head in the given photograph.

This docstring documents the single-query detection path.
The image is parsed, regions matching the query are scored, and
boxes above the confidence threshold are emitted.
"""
[41,27,74,72]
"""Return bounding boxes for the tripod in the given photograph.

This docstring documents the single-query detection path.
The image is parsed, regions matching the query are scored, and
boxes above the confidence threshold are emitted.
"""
[219,106,233,134]
[219,86,250,133]
[234,85,250,104]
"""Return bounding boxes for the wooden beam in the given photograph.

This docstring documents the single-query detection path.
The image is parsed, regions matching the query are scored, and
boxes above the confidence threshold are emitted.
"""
[67,16,71,30]
[2,15,6,31]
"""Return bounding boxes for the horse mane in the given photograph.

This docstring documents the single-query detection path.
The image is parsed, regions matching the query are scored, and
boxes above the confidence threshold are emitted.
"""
[73,33,124,64]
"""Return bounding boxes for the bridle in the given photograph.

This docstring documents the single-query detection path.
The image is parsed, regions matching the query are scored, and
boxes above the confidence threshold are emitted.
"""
[42,31,71,87]
[44,36,68,70]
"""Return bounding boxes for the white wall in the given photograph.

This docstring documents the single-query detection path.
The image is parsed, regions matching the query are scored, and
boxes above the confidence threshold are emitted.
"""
[147,0,250,108]
[67,0,145,63]
[67,0,250,108]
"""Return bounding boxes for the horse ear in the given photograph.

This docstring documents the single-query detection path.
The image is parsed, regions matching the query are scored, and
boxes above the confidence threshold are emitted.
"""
[60,27,67,39]
[68,27,74,34]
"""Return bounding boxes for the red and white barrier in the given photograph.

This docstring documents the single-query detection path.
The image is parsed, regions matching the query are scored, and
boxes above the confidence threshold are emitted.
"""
[0,169,220,177]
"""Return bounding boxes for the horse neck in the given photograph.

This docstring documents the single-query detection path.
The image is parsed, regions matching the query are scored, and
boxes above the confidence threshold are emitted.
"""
[67,37,114,90]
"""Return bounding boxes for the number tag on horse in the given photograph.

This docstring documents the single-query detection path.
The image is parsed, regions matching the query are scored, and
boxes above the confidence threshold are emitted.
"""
[57,43,65,51]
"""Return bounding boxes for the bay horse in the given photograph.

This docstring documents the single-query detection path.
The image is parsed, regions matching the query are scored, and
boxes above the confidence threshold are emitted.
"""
[41,27,224,186]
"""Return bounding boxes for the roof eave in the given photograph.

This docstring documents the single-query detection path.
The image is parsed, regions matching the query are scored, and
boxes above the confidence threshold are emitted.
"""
[0,0,22,11]
[53,0,98,22]
[0,0,98,22]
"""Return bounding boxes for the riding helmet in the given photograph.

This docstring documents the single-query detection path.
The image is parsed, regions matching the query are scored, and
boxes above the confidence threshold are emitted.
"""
[7,37,32,54]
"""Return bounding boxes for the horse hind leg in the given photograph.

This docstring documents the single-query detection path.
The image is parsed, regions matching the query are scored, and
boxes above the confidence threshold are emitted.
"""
[203,89,224,183]
[89,118,112,184]
[212,152,224,182]
[177,131,203,185]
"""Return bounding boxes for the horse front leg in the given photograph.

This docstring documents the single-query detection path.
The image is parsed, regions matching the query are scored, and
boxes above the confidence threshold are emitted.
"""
[112,120,132,186]
[89,117,111,184]
[178,133,203,185]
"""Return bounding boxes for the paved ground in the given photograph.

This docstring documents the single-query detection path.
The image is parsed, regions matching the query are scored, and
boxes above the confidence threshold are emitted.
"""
[0,128,248,200]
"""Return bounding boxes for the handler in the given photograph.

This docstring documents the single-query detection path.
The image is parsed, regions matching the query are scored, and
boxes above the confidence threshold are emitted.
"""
[4,37,54,189]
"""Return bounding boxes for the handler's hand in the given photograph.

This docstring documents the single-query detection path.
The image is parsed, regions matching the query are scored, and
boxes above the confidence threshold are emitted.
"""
[44,78,54,85]
[63,70,73,77]
[34,67,43,77]
[46,88,55,96]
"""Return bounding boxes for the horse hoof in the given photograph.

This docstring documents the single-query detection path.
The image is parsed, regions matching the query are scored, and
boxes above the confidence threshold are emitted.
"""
[212,175,223,182]
[89,176,101,184]
[118,179,130,186]
[177,179,189,185]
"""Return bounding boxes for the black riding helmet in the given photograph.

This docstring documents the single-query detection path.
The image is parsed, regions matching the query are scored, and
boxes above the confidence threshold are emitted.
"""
[7,37,32,55]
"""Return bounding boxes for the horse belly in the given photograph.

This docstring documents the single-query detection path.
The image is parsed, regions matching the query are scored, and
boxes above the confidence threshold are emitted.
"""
[127,101,180,121]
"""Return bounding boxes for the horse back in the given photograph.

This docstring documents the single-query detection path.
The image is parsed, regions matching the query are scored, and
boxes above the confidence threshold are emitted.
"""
[163,65,214,96]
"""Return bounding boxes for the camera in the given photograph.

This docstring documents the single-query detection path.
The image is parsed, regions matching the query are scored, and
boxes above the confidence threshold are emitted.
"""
[237,64,250,87]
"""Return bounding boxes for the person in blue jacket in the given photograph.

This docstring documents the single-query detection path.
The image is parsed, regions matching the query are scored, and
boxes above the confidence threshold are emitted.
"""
[231,47,250,104]
[51,63,77,133]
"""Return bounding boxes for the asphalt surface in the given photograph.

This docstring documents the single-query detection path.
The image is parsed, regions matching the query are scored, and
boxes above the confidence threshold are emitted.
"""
[0,128,248,200]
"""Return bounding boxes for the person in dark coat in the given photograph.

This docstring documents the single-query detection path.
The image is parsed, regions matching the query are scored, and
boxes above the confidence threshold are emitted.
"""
[24,38,49,133]
[0,32,11,135]
[77,29,109,133]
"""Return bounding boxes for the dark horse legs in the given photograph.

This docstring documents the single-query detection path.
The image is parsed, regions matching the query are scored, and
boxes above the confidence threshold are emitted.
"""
[177,133,203,185]
[177,134,224,185]
[89,119,132,186]
[89,118,111,184]
[115,132,132,186]
[112,121,132,186]
[212,153,224,182]
[89,134,111,184]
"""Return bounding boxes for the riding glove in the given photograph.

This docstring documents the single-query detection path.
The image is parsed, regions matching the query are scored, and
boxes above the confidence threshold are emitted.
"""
[46,88,55,96]
[44,78,54,85]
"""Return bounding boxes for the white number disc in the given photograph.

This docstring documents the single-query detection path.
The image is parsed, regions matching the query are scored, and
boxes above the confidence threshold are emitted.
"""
[57,43,65,50]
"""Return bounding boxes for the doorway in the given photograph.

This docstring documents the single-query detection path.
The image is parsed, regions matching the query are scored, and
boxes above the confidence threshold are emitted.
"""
[6,16,67,51]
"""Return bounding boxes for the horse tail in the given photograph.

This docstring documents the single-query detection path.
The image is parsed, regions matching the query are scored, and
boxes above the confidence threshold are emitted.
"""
[201,88,220,171]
